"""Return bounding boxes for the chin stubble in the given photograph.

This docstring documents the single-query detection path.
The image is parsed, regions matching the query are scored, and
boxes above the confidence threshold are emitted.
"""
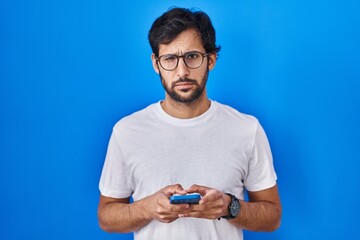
[159,71,208,103]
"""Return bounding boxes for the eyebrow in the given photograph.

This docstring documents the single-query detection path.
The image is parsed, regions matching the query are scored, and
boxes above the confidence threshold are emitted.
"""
[162,50,202,56]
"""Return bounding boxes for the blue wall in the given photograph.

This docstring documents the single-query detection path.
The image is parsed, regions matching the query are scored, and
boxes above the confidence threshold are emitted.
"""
[1,0,359,239]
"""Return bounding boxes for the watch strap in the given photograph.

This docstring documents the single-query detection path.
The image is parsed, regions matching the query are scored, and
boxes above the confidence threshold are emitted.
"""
[219,193,240,220]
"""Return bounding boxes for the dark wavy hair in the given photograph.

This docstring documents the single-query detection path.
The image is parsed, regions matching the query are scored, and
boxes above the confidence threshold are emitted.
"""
[148,7,221,57]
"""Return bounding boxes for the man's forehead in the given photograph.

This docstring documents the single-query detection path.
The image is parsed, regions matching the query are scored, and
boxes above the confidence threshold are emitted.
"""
[158,29,204,55]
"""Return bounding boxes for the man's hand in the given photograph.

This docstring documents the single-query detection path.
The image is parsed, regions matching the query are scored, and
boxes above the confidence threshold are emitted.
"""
[179,184,281,232]
[178,184,231,220]
[144,184,190,223]
[98,184,190,233]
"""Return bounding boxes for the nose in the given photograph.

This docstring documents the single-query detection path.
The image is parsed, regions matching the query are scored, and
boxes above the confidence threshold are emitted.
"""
[176,58,190,79]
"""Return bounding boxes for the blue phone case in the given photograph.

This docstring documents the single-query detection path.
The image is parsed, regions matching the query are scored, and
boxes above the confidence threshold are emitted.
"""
[170,194,201,204]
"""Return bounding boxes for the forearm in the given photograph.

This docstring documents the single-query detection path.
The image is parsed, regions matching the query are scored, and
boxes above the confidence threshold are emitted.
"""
[229,200,281,231]
[98,199,152,233]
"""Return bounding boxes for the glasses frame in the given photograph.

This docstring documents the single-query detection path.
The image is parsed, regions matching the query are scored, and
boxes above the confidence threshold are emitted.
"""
[155,51,209,71]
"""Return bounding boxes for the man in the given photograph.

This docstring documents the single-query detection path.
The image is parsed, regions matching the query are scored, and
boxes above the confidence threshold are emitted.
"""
[98,7,281,239]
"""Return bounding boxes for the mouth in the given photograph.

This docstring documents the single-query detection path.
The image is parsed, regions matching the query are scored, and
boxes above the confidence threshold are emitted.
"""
[172,78,198,90]
[174,82,195,91]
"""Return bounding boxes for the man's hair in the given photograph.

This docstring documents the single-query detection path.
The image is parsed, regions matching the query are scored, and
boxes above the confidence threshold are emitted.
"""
[148,7,221,57]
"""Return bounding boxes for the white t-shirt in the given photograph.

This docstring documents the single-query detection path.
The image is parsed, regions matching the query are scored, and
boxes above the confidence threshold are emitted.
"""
[99,101,277,240]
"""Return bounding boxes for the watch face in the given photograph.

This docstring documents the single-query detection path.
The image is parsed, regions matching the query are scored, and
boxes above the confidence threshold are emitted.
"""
[230,198,240,217]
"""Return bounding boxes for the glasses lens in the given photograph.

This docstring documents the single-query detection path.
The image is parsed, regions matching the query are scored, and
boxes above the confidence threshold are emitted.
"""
[184,52,203,69]
[160,55,178,70]
[158,52,206,70]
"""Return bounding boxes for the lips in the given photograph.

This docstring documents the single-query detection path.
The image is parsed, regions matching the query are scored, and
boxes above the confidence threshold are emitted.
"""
[174,82,194,91]
[172,78,197,89]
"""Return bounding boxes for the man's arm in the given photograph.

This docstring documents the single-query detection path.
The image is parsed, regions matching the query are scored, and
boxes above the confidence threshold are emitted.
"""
[183,184,281,232]
[97,184,190,233]
[229,184,282,231]
[98,195,150,233]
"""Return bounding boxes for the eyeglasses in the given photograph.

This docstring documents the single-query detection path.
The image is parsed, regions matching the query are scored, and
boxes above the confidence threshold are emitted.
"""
[155,51,209,71]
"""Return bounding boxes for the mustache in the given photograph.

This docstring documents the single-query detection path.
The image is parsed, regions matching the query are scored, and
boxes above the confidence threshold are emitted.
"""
[171,78,198,88]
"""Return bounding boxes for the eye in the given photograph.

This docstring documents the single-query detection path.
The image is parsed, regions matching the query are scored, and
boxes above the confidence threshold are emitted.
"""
[162,55,177,62]
[186,52,200,59]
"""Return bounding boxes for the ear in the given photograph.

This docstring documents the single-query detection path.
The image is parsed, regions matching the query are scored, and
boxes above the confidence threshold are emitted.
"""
[151,53,160,74]
[207,53,217,71]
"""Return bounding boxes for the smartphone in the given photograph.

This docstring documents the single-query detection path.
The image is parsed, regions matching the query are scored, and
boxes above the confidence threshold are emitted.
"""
[170,193,201,204]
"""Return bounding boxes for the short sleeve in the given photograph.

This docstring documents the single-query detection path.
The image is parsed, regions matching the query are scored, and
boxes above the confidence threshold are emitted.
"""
[244,121,277,192]
[99,129,132,198]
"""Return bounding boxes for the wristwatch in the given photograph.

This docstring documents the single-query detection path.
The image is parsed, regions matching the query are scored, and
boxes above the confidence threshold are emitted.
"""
[220,193,240,220]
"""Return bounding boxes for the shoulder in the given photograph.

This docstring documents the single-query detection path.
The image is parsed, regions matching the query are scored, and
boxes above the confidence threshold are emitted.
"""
[112,102,159,133]
[213,101,259,127]
[211,101,263,140]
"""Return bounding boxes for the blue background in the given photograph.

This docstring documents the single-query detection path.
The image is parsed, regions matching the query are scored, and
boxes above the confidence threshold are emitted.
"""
[1,0,359,239]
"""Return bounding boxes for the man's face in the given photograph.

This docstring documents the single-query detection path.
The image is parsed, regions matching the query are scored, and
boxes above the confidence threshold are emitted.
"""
[152,29,216,103]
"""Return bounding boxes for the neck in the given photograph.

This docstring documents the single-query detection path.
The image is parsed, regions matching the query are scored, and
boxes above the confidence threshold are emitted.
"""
[161,91,211,119]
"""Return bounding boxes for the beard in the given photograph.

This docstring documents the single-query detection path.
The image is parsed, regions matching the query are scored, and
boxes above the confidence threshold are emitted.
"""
[159,70,209,103]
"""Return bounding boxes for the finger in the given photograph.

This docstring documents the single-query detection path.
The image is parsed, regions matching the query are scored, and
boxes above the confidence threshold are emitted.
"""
[186,184,208,195]
[187,204,205,212]
[156,213,179,223]
[199,189,221,204]
[178,211,201,218]
[156,201,190,219]
[173,188,188,195]
[164,184,187,196]
[170,203,191,212]
[178,213,192,218]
